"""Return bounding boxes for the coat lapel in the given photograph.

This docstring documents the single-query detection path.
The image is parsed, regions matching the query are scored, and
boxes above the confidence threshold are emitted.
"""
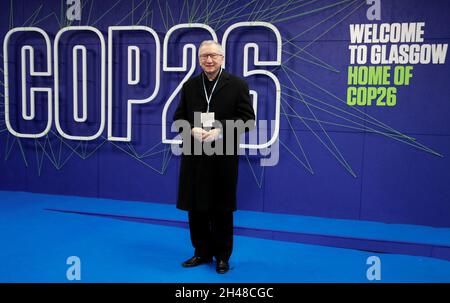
[212,69,230,97]
[197,73,207,101]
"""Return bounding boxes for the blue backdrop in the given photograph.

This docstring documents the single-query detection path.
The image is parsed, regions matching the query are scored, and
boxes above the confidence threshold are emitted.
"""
[1,0,449,227]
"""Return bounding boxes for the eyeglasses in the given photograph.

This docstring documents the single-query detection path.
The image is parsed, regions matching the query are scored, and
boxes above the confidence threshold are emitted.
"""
[199,53,223,61]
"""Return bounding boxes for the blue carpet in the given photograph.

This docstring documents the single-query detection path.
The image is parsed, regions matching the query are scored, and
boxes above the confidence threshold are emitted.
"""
[1,191,450,282]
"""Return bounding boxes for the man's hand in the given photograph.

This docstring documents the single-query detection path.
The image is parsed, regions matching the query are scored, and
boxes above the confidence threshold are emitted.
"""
[191,127,207,142]
[202,128,222,142]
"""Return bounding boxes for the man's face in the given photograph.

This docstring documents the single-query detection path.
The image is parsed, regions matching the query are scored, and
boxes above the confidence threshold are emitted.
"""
[199,44,224,76]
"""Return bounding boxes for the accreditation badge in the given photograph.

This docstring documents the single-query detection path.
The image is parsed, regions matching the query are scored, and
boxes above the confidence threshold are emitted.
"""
[201,112,215,128]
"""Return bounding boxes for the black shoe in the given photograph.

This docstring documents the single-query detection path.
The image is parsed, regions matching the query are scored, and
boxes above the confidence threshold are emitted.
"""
[216,260,230,274]
[181,256,212,268]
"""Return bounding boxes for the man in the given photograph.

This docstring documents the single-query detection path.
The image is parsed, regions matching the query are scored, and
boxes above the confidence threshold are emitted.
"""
[173,40,255,274]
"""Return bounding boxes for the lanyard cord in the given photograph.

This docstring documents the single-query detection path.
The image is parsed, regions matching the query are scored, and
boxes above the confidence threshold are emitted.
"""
[202,68,222,113]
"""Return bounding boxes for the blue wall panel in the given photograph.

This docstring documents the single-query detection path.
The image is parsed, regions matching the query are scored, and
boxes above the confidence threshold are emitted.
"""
[1,0,449,227]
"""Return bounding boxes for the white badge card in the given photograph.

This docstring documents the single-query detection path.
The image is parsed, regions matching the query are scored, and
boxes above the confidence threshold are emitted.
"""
[201,112,215,127]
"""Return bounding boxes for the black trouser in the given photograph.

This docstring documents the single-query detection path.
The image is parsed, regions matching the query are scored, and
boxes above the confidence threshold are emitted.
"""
[188,211,233,262]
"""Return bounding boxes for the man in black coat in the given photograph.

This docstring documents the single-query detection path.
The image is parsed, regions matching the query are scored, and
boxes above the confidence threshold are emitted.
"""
[173,40,255,274]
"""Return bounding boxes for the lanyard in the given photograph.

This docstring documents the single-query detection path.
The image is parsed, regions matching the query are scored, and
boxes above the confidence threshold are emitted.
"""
[202,68,222,113]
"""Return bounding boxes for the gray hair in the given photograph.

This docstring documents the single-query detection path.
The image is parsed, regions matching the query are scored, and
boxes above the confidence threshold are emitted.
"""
[198,40,224,57]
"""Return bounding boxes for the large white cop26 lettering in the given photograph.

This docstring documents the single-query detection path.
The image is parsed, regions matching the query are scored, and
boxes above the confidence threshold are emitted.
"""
[3,22,281,149]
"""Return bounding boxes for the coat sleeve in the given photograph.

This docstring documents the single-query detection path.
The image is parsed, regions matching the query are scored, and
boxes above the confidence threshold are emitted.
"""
[172,83,196,147]
[235,79,256,130]
[214,78,256,140]
[173,83,196,127]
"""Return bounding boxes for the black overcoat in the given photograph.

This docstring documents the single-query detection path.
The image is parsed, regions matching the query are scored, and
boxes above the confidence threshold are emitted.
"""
[173,70,255,212]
